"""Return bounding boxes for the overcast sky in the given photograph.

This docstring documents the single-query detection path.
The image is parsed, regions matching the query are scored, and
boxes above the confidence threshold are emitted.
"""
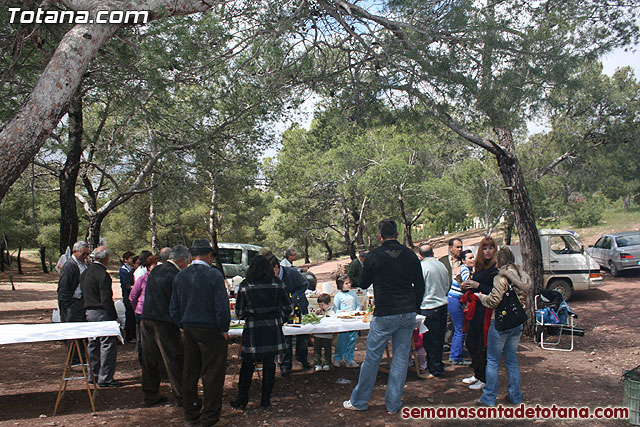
[602,46,640,76]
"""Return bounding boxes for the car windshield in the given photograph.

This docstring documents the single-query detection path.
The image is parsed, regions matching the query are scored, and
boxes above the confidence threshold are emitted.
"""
[616,234,640,248]
[550,235,583,254]
[566,235,583,253]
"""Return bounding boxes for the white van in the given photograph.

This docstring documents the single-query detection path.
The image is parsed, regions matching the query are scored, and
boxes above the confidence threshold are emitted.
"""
[217,243,261,278]
[469,229,602,301]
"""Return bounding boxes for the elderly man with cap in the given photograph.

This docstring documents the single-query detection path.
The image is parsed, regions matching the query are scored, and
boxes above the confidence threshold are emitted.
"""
[170,240,230,427]
[81,245,122,387]
[140,245,191,408]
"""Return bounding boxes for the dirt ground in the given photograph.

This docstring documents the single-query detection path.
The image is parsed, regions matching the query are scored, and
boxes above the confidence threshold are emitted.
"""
[1,238,639,426]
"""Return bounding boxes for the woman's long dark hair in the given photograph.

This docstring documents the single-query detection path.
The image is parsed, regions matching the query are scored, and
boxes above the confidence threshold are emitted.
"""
[245,255,275,283]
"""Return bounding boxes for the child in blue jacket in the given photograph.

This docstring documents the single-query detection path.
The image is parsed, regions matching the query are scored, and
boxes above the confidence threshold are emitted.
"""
[333,274,360,368]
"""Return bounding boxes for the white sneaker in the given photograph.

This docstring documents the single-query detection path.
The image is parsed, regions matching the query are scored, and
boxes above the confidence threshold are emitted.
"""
[333,360,342,368]
[315,365,322,372]
[322,365,330,371]
[469,380,485,390]
[345,360,360,368]
[343,400,365,411]
[462,375,477,384]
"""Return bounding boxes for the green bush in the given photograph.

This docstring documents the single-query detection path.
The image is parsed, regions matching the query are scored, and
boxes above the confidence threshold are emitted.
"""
[567,194,606,228]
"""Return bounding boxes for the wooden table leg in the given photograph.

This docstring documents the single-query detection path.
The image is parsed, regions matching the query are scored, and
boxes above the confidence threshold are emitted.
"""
[53,339,97,415]
[53,340,74,415]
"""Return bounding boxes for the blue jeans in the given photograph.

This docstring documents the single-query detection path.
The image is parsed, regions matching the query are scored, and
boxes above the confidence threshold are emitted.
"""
[447,293,466,362]
[335,331,357,362]
[480,320,523,406]
[349,312,415,413]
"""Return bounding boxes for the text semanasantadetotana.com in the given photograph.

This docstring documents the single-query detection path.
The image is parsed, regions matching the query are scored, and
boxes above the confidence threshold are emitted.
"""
[401,404,629,420]
[8,8,149,25]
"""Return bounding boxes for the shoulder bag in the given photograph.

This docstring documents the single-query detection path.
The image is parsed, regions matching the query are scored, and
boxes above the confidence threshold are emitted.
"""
[494,284,528,331]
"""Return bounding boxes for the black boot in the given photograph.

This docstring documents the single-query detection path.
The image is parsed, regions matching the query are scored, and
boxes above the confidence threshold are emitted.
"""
[231,357,253,410]
[261,359,276,408]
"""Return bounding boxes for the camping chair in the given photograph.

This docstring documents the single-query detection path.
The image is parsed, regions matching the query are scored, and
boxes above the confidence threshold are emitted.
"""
[534,290,583,351]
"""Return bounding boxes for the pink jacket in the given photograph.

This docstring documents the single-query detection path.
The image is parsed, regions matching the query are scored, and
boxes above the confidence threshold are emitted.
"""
[129,272,149,315]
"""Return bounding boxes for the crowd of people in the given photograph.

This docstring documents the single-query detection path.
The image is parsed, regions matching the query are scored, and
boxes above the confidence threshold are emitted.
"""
[55,218,531,425]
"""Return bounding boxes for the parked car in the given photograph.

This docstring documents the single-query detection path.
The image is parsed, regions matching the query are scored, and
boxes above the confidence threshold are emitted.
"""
[587,231,640,277]
[468,229,602,300]
[217,242,317,289]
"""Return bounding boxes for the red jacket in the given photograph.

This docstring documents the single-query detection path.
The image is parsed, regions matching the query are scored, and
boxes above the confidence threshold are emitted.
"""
[460,290,493,345]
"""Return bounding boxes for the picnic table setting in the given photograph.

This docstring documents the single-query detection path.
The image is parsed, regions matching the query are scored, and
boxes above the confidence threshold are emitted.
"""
[228,310,427,336]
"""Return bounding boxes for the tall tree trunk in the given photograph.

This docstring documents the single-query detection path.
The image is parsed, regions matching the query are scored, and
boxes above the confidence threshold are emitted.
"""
[208,174,224,272]
[483,179,492,235]
[0,242,4,271]
[322,239,333,260]
[85,213,106,249]
[59,90,83,254]
[398,192,413,248]
[350,197,368,256]
[149,173,159,255]
[342,206,356,259]
[504,215,514,246]
[493,128,543,336]
[39,246,49,274]
[303,237,310,264]
[17,246,23,275]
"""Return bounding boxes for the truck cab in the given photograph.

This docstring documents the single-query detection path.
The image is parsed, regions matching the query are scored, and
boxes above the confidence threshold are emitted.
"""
[468,229,601,300]
[217,243,261,278]
[538,229,602,300]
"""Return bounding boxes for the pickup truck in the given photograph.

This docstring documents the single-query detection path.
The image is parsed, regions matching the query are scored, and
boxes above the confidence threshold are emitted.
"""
[469,229,602,301]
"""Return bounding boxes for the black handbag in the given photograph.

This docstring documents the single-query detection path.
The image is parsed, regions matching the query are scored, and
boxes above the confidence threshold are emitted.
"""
[494,283,528,331]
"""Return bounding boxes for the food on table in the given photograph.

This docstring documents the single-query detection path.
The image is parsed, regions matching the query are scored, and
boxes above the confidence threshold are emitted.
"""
[301,313,321,324]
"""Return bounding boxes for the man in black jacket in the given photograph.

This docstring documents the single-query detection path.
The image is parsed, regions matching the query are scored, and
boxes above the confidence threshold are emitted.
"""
[170,240,230,427]
[343,219,425,415]
[140,245,190,407]
[57,241,90,323]
[81,246,122,387]
[57,241,90,364]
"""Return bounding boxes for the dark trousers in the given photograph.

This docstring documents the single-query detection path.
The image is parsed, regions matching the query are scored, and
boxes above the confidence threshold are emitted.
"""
[62,299,87,363]
[236,353,276,406]
[141,318,184,406]
[280,334,308,370]
[86,309,118,384]
[466,319,487,383]
[122,287,136,341]
[421,304,448,376]
[135,313,142,365]
[313,337,333,365]
[183,327,228,425]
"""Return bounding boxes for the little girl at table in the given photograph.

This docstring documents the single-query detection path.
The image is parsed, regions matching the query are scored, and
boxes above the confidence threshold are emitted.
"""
[333,274,361,368]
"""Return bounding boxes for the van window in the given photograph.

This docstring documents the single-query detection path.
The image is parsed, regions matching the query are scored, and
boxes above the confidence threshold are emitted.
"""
[219,248,242,264]
[549,235,581,254]
[248,250,258,265]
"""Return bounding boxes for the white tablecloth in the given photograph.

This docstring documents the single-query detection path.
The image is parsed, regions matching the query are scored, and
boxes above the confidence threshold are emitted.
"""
[0,321,124,345]
[229,314,426,337]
